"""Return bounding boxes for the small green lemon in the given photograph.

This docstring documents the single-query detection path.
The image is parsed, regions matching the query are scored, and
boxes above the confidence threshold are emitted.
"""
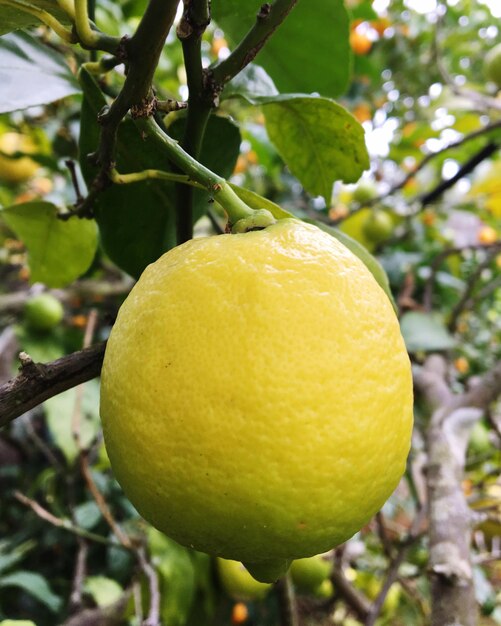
[290,555,332,593]
[361,210,394,244]
[100,219,413,582]
[217,559,272,601]
[352,180,377,204]
[485,42,501,89]
[24,294,64,331]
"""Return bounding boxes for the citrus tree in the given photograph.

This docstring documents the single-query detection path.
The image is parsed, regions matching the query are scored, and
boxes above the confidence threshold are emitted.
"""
[0,1,500,626]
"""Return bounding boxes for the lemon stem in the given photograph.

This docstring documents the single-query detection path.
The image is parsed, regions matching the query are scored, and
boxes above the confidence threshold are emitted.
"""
[135,117,262,227]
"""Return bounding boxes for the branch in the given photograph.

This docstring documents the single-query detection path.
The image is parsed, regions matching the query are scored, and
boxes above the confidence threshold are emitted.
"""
[275,575,299,626]
[365,507,426,626]
[418,141,499,207]
[13,490,122,548]
[0,343,105,429]
[74,0,180,217]
[362,119,501,210]
[447,245,501,332]
[176,0,212,244]
[209,0,299,88]
[416,356,501,626]
[61,594,130,626]
[330,566,371,622]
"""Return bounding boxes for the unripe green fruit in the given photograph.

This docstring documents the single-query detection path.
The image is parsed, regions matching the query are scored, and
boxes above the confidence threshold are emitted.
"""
[216,558,272,601]
[468,422,491,456]
[24,294,64,331]
[485,42,501,89]
[289,555,332,593]
[313,578,334,599]
[352,181,377,204]
[361,210,393,244]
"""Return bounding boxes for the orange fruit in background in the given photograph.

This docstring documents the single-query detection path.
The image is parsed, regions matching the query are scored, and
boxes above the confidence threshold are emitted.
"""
[350,30,372,55]
[231,602,249,624]
[478,225,498,244]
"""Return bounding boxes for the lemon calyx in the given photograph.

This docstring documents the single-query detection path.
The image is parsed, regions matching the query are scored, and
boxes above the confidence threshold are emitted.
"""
[231,209,277,233]
[242,558,292,583]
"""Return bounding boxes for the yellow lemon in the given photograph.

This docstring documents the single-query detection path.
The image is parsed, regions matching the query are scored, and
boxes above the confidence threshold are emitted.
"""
[0,132,40,184]
[100,219,413,582]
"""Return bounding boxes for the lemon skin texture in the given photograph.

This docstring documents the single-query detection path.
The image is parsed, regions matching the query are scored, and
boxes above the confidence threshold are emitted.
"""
[100,219,413,582]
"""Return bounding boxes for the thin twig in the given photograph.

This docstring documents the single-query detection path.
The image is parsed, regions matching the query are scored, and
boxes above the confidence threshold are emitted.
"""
[13,490,125,548]
[65,159,84,203]
[330,566,372,622]
[275,575,299,626]
[79,449,132,548]
[69,540,88,613]
[72,309,98,448]
[365,507,427,626]
[448,247,500,332]
[137,547,161,626]
[423,241,501,312]
[209,0,298,88]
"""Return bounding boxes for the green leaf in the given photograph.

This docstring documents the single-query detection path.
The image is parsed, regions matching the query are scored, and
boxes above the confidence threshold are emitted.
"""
[79,69,240,278]
[262,96,369,202]
[0,621,37,626]
[400,312,456,353]
[222,63,279,103]
[0,0,69,35]
[0,571,62,613]
[0,31,80,113]
[307,220,396,311]
[84,576,123,608]
[44,379,101,465]
[73,501,102,530]
[0,540,36,576]
[1,201,97,287]
[212,0,350,97]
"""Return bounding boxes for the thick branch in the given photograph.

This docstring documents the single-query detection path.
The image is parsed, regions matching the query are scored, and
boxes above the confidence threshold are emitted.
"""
[0,343,105,428]
[417,356,501,626]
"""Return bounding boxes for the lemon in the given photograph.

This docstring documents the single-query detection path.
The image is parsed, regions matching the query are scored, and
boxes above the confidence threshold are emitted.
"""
[290,555,332,593]
[0,132,40,184]
[361,210,394,244]
[352,180,377,204]
[485,42,501,89]
[217,558,272,601]
[24,294,64,331]
[100,219,413,582]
